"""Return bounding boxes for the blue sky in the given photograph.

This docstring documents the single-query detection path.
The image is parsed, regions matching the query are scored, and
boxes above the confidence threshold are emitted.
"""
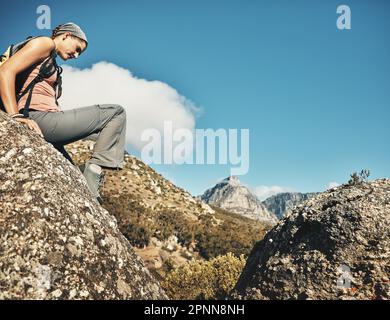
[2,0,389,198]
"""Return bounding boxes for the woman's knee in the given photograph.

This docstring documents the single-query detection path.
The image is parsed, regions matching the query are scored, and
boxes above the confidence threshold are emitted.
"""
[97,104,126,123]
[115,105,126,125]
[115,104,126,116]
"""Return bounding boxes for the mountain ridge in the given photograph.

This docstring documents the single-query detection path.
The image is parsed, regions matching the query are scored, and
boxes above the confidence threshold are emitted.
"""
[262,192,318,219]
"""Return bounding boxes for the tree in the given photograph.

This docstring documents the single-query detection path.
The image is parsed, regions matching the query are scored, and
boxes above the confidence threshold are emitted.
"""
[348,169,370,185]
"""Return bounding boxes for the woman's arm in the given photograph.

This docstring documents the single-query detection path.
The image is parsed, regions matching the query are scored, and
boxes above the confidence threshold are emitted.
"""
[0,37,55,115]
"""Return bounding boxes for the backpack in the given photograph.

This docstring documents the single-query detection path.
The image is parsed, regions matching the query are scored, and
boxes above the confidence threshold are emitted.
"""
[0,36,63,118]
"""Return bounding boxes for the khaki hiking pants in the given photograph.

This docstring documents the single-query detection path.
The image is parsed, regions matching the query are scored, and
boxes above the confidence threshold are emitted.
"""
[27,104,127,169]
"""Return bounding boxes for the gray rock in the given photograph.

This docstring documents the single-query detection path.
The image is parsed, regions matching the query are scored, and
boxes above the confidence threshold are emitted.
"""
[0,111,167,300]
[231,179,390,300]
[201,176,278,223]
[262,192,318,219]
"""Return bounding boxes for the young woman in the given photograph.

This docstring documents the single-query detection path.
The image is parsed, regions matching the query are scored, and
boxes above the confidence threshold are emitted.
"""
[0,22,127,204]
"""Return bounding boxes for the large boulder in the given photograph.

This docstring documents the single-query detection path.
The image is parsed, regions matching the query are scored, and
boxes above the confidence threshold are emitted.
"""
[232,179,390,300]
[0,111,167,299]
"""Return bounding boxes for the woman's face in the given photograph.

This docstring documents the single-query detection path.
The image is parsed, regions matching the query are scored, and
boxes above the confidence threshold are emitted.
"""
[55,33,87,60]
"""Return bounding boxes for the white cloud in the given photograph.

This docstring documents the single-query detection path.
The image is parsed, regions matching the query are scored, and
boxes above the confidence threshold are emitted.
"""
[327,182,340,189]
[59,61,200,152]
[254,185,294,201]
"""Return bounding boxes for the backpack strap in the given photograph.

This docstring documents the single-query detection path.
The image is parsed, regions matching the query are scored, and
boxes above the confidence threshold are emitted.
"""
[17,50,59,118]
[0,36,59,117]
[53,65,63,105]
[0,46,12,66]
[10,36,38,56]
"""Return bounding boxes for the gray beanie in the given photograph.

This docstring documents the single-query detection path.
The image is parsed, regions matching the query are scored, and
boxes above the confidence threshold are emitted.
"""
[53,22,88,47]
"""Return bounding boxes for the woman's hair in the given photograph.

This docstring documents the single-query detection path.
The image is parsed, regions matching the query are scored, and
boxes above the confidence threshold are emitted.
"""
[51,25,62,39]
[51,22,88,48]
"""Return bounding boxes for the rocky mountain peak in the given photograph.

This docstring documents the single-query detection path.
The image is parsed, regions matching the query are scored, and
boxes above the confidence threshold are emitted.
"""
[201,177,278,223]
[222,175,241,185]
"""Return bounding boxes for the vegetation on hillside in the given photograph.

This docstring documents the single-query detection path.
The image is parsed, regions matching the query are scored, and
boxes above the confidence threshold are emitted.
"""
[161,253,246,300]
[102,194,272,259]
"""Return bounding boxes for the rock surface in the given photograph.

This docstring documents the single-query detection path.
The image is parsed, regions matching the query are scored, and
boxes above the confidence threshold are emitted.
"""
[262,192,318,219]
[0,111,167,299]
[201,176,278,223]
[232,179,390,300]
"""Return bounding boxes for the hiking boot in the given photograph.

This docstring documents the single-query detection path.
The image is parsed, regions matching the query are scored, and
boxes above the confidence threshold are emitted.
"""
[82,162,105,204]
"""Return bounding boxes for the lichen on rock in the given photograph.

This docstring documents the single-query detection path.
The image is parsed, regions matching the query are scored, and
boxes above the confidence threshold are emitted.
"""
[0,111,167,299]
[231,179,390,300]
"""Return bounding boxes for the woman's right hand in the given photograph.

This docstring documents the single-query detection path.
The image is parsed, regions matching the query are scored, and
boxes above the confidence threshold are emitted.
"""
[15,117,44,138]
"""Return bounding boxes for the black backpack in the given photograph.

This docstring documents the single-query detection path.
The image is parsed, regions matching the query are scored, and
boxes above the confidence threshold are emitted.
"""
[0,36,63,118]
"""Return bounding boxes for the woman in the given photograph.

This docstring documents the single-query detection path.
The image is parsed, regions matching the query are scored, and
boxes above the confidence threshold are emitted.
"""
[0,22,127,204]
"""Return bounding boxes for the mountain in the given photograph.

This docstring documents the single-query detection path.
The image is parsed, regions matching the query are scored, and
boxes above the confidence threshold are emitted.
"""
[0,111,167,299]
[200,176,278,223]
[232,178,390,300]
[262,192,318,219]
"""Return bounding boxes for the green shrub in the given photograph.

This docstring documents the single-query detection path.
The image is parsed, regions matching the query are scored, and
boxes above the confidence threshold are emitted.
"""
[161,253,246,300]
